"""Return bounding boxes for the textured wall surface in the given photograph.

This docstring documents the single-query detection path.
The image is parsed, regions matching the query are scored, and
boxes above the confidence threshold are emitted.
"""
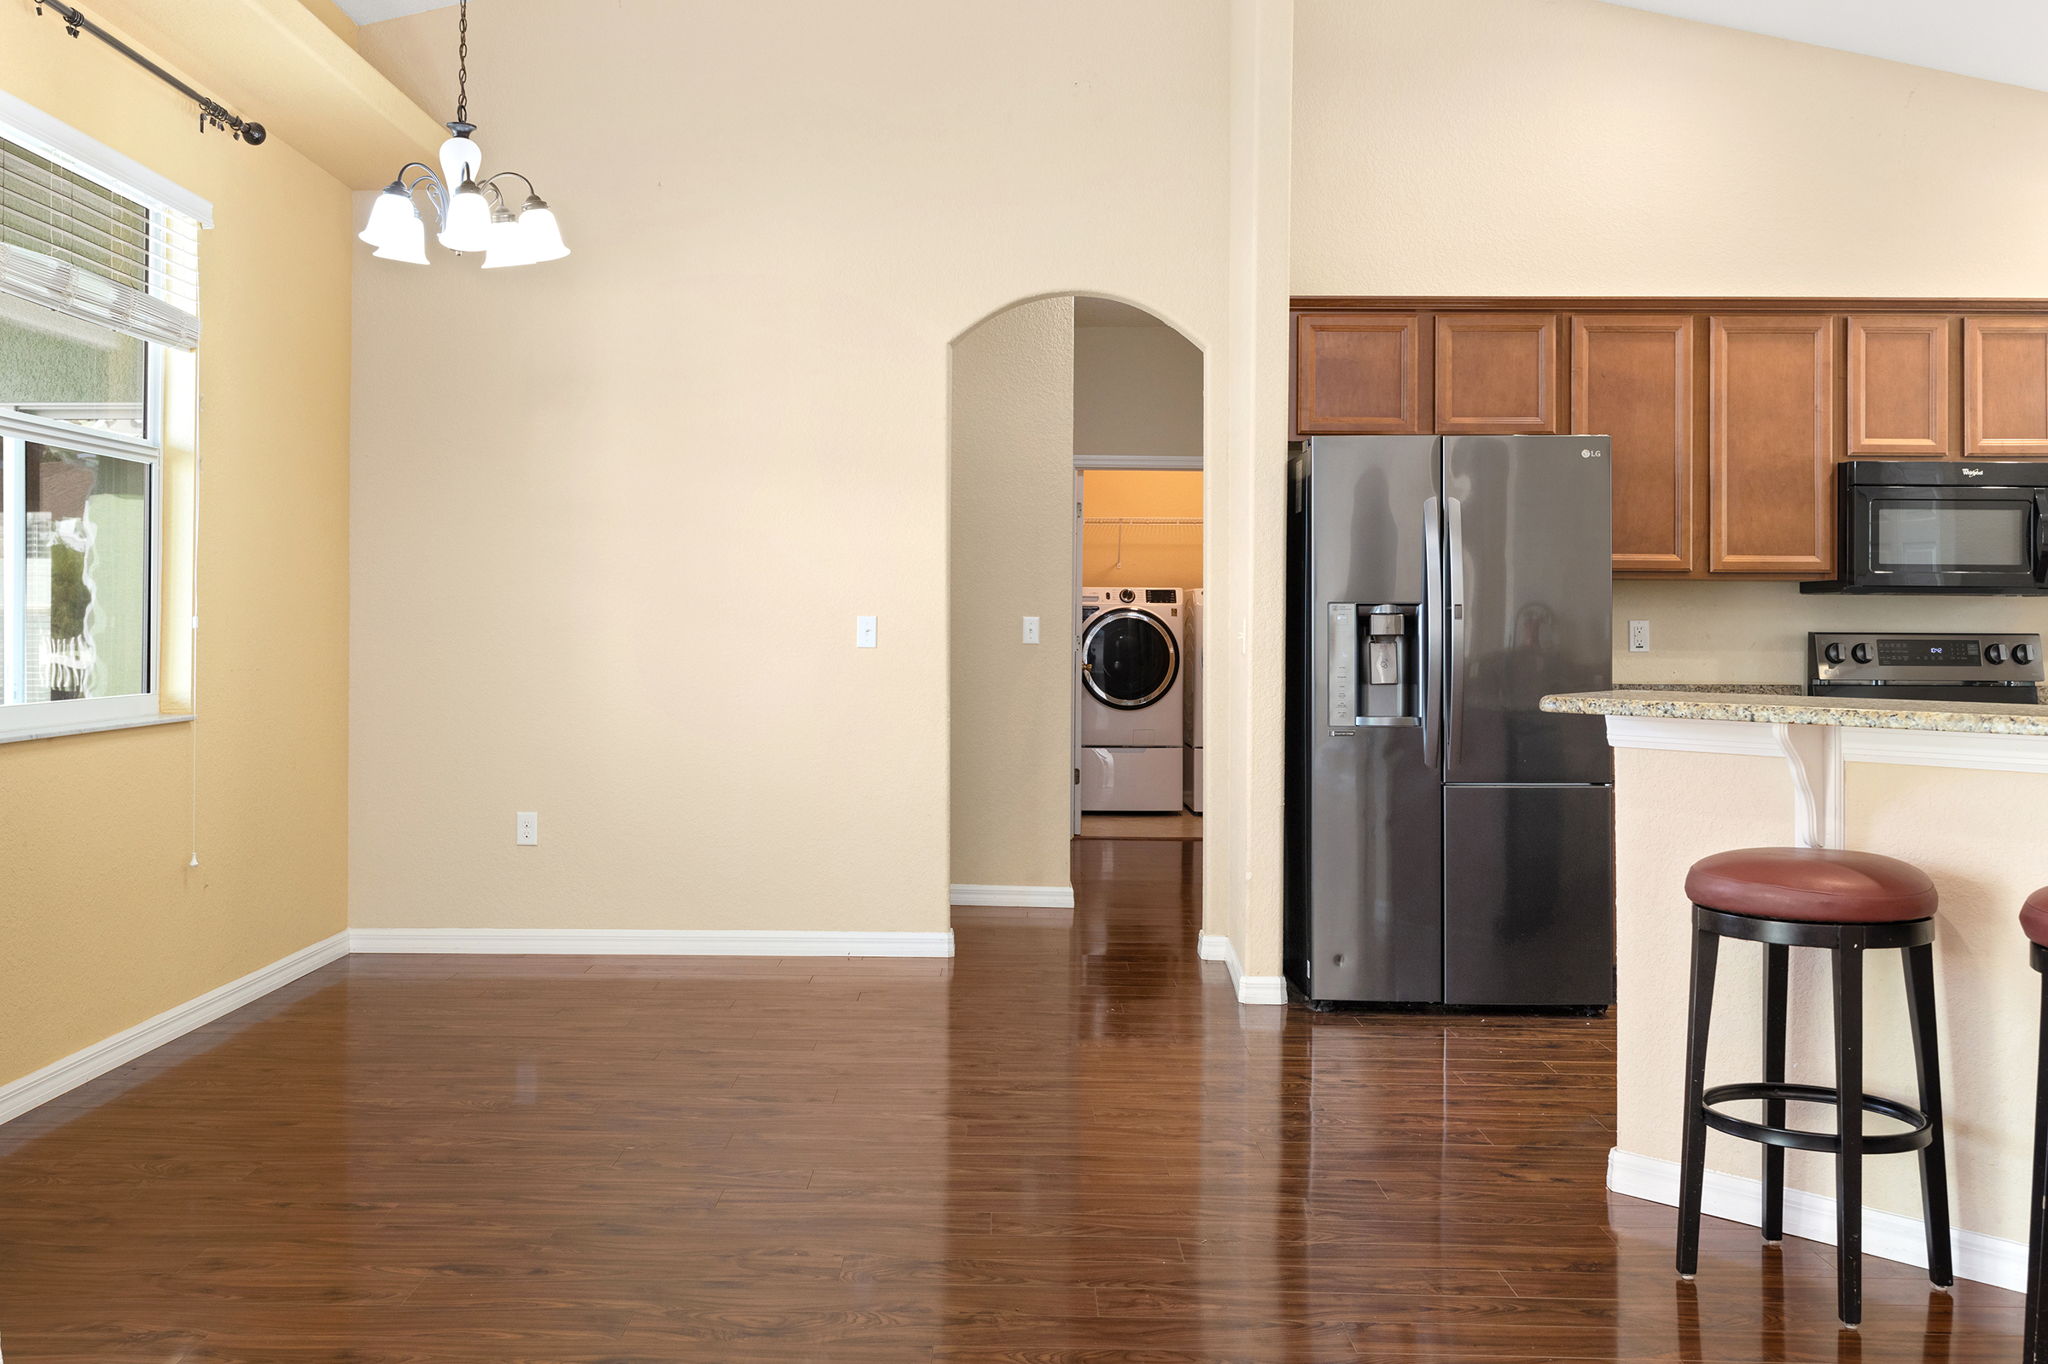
[949,298,1076,891]
[1074,324,1204,462]
[349,1,1237,937]
[0,10,352,1086]
[1294,0,2048,296]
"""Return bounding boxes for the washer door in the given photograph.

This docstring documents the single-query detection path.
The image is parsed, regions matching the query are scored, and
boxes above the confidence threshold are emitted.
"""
[1082,608,1180,709]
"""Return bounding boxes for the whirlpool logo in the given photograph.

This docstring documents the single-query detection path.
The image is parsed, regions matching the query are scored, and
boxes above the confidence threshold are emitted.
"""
[1962,467,1986,477]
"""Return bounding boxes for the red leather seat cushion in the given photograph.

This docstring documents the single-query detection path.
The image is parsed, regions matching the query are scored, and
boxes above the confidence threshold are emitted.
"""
[1685,847,1936,924]
[2023,886,2048,949]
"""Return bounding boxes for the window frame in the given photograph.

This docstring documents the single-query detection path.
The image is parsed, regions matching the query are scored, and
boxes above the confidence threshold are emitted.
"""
[0,251,167,741]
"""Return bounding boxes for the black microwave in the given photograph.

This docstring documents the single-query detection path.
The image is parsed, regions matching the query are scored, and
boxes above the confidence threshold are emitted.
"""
[1802,460,2048,595]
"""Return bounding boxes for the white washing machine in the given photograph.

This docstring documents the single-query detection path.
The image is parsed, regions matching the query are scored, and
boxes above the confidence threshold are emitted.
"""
[1184,588,1203,814]
[1079,586,1185,812]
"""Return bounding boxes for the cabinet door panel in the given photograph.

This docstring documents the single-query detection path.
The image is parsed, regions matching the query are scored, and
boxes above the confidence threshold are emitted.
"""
[1294,313,1423,434]
[1434,313,1559,434]
[1849,315,1953,456]
[1709,316,1836,575]
[1571,315,1695,574]
[1965,316,2048,457]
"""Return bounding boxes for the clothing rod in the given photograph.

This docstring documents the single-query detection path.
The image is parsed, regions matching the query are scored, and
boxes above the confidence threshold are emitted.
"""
[34,3,266,145]
[1082,517,1203,526]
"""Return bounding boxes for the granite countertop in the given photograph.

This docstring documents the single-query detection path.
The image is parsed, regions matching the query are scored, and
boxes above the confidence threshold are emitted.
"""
[1542,688,2048,737]
[1616,683,1803,696]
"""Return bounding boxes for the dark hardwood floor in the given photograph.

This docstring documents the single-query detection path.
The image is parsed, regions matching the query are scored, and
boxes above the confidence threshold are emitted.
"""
[0,837,2024,1361]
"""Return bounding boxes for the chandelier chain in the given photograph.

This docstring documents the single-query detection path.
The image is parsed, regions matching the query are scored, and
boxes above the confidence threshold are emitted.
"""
[455,0,469,125]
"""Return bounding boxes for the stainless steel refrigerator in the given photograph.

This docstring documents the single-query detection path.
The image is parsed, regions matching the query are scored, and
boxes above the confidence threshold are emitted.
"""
[1285,435,1615,1009]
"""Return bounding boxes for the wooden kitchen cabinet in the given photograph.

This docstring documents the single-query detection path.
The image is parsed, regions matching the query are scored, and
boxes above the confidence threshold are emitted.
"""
[1708,316,1836,575]
[1570,315,1696,574]
[1848,315,1954,457]
[1293,312,1424,434]
[1964,315,2048,457]
[1433,313,1560,434]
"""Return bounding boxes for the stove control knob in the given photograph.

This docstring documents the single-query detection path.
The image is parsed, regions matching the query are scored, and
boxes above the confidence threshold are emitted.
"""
[1823,643,1845,665]
[2016,643,2036,665]
[1986,643,2006,664]
[1851,643,1873,665]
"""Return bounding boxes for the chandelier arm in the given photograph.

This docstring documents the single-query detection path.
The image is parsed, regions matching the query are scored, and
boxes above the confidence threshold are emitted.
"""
[484,171,538,201]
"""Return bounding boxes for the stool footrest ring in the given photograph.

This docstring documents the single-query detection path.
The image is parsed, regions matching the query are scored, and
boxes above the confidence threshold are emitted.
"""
[1701,1082,1933,1156]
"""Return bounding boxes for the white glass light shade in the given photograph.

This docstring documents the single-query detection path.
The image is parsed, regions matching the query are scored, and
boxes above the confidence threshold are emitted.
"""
[516,200,569,263]
[437,134,482,192]
[372,209,429,264]
[359,183,416,249]
[437,181,493,252]
[481,210,530,269]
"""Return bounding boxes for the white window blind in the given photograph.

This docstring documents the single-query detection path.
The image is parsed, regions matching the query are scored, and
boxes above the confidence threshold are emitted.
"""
[0,137,200,351]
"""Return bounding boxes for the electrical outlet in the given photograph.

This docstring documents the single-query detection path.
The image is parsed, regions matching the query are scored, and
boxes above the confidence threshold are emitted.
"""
[1022,615,1040,644]
[515,811,539,845]
[856,615,878,648]
[1627,620,1651,653]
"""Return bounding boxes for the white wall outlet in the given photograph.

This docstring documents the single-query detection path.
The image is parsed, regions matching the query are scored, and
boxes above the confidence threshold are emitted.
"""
[1022,615,1040,644]
[856,615,878,648]
[515,811,539,845]
[1627,619,1651,653]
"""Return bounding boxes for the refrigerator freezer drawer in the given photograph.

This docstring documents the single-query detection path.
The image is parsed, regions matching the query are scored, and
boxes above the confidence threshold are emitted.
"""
[1443,784,1615,1008]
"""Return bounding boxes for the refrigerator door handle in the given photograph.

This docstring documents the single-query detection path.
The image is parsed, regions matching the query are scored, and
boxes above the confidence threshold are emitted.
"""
[1421,495,1444,768]
[1446,495,1467,765]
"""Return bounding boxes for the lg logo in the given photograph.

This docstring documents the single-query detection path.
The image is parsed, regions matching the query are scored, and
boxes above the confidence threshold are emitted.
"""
[1579,449,1603,459]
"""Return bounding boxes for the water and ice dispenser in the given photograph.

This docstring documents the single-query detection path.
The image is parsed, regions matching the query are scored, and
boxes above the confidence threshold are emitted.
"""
[1327,602,1420,729]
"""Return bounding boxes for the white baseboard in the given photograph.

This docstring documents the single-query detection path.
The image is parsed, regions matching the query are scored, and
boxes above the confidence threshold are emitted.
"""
[0,930,350,1128]
[948,884,1075,909]
[1607,1147,2028,1292]
[1196,932,1287,1005]
[348,928,957,958]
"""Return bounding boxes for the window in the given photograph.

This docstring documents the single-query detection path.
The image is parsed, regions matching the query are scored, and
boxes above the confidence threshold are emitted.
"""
[0,118,201,739]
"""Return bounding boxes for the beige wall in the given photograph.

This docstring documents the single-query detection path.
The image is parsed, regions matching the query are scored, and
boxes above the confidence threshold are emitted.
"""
[1074,324,1204,461]
[1615,748,2043,1247]
[1295,0,2048,296]
[949,298,1075,892]
[1614,581,2048,685]
[349,1,1240,939]
[1082,471,1204,589]
[0,14,351,1086]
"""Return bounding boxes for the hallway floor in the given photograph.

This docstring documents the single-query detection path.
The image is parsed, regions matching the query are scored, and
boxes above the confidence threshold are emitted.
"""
[0,840,2024,1361]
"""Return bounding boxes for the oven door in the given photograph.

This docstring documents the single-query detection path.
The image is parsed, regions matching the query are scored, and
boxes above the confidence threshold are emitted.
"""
[1847,485,2048,592]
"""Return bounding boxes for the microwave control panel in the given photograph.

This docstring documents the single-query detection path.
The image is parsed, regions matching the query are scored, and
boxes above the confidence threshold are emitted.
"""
[1809,632,2045,685]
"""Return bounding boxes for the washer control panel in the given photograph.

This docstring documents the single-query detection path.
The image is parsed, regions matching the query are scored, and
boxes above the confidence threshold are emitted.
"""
[1809,632,2044,685]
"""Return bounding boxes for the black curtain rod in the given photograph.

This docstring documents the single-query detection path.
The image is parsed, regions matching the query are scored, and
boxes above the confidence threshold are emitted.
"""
[34,2,266,145]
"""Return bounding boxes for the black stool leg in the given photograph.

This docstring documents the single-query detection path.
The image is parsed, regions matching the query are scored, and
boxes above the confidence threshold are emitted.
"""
[1901,941,1953,1288]
[1833,937,1865,1328]
[1761,942,1789,1245]
[2026,959,2047,1364]
[1677,919,1720,1280]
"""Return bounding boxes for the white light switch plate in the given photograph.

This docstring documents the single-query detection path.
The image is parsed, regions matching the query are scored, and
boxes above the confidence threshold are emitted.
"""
[515,811,539,845]
[1022,616,1040,644]
[1628,620,1651,653]
[856,616,878,648]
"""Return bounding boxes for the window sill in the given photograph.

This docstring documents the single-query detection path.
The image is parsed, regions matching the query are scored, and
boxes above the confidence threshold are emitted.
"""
[0,711,194,746]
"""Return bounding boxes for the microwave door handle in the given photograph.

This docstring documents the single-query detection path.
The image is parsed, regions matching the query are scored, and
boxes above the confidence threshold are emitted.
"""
[2037,495,2048,582]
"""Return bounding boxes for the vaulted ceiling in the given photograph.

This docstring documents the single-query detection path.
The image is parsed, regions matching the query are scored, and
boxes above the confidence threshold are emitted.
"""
[1596,0,2048,93]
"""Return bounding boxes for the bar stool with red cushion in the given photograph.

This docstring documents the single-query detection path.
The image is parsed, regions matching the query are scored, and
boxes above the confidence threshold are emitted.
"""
[2024,887,2048,1364]
[1676,847,1951,1328]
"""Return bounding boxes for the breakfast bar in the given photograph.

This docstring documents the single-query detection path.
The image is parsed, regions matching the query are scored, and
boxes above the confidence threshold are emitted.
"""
[1541,687,2048,1293]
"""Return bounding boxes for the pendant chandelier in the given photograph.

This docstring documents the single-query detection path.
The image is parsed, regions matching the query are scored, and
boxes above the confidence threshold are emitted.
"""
[356,0,568,268]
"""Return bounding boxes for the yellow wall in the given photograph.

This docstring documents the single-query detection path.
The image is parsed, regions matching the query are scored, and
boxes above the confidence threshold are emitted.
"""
[1294,0,2048,296]
[348,1,1238,940]
[1082,471,1203,589]
[1614,581,2048,685]
[950,298,1076,892]
[0,13,352,1087]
